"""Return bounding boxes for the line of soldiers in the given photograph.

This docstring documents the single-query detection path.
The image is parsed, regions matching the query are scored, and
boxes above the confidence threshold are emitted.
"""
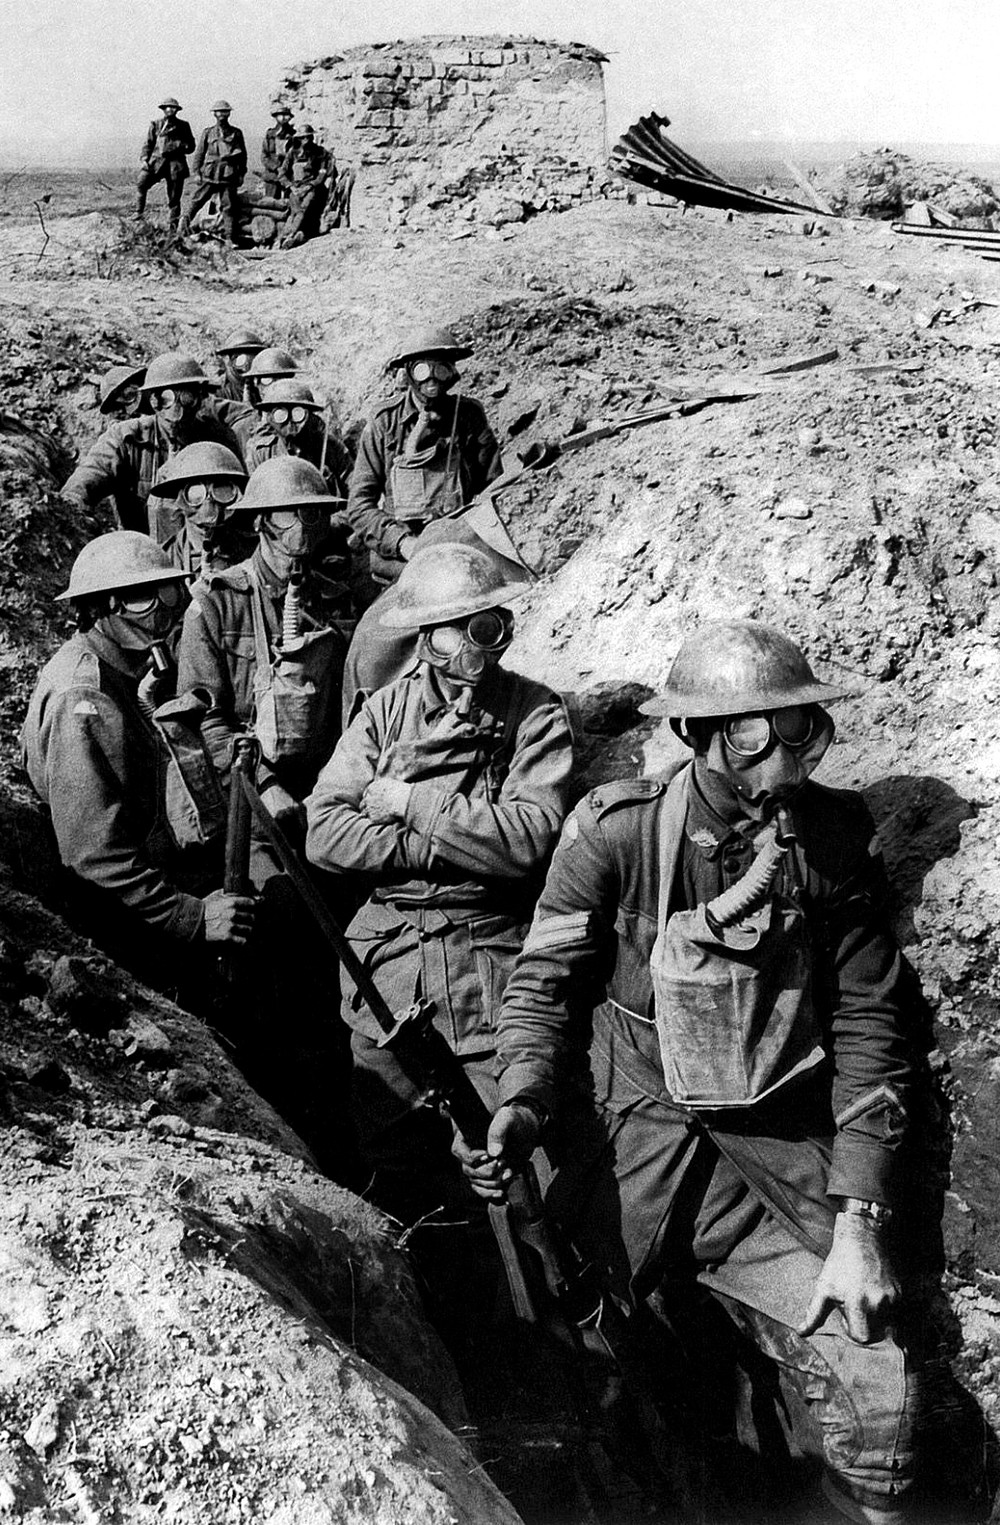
[136,96,352,246]
[27,318,934,1521]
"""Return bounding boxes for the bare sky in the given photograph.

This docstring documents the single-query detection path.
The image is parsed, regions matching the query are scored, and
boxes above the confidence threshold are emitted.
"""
[3,0,1000,166]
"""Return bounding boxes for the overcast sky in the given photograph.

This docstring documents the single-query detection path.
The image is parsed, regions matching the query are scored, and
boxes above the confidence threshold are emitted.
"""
[3,0,1000,166]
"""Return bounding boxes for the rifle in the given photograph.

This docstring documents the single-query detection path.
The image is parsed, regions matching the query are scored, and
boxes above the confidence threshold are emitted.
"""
[236,772,680,1514]
[219,737,257,983]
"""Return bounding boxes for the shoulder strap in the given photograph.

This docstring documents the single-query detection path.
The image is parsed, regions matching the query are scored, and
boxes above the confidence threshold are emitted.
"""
[245,561,273,688]
[656,765,693,934]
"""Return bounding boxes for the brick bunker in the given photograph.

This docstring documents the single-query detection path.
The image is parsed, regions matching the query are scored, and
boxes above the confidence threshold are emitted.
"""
[276,35,610,229]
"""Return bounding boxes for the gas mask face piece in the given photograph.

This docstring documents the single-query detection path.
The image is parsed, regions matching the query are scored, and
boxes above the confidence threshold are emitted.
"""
[180,479,241,534]
[151,385,202,429]
[259,506,327,572]
[418,607,513,686]
[679,705,834,822]
[101,581,186,652]
[264,404,310,442]
[407,358,457,411]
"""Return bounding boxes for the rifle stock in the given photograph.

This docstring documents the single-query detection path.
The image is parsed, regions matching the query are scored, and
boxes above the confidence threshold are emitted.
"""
[219,737,257,982]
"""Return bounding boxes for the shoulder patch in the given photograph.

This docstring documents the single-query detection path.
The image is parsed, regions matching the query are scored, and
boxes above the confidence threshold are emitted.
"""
[587,775,664,819]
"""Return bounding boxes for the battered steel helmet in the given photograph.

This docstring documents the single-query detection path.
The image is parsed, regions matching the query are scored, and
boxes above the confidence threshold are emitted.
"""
[641,620,854,719]
[98,364,146,414]
[256,379,322,411]
[239,456,342,514]
[148,442,247,498]
[381,545,529,630]
[57,532,189,602]
[247,347,298,382]
[388,325,473,371]
[212,100,232,113]
[298,125,316,138]
[159,96,181,110]
[271,102,292,117]
[216,328,266,357]
[139,353,215,394]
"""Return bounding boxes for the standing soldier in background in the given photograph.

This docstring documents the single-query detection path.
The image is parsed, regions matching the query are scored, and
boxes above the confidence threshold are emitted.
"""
[135,96,195,232]
[244,380,351,497]
[304,544,573,1353]
[347,327,503,592]
[279,126,333,249]
[181,101,248,244]
[63,353,240,536]
[215,329,266,404]
[260,104,295,200]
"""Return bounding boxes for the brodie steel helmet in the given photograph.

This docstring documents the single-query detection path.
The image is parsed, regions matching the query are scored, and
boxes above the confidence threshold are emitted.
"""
[159,96,181,110]
[57,532,190,601]
[98,364,146,414]
[147,442,247,498]
[138,353,215,395]
[387,325,473,371]
[238,456,342,515]
[216,328,266,357]
[641,620,854,720]
[381,544,528,631]
[247,347,298,383]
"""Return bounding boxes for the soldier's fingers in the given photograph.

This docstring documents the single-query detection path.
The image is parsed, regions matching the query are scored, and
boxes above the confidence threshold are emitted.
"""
[844,1304,874,1345]
[797,1289,834,1338]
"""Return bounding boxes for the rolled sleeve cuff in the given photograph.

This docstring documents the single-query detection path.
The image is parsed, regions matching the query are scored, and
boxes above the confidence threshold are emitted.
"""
[403,786,448,854]
[826,1137,897,1206]
[498,1065,556,1115]
[378,523,411,558]
[165,892,206,944]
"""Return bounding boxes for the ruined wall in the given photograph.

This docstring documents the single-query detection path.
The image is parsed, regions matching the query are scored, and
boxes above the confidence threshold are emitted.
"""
[277,35,610,229]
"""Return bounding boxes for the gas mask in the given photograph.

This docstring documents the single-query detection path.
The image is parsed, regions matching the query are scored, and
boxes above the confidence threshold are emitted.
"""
[151,385,203,431]
[258,505,327,578]
[179,479,242,549]
[99,581,186,653]
[263,403,311,444]
[677,704,834,822]
[418,607,513,686]
[406,358,457,413]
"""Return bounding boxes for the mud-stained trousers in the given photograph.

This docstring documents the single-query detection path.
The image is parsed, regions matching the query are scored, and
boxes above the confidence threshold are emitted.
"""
[546,1082,920,1522]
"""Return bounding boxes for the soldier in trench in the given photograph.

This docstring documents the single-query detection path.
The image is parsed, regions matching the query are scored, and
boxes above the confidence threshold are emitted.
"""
[20,531,255,994]
[304,543,574,1355]
[462,619,925,1525]
[243,378,351,498]
[346,326,503,596]
[62,352,241,537]
[175,456,354,1169]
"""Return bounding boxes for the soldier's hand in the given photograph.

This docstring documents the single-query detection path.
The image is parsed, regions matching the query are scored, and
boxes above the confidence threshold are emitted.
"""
[798,1211,900,1344]
[398,534,419,562]
[455,1102,542,1201]
[202,890,256,945]
[362,777,411,822]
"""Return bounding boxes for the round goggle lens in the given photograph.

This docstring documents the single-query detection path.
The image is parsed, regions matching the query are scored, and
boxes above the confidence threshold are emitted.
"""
[427,625,465,656]
[466,610,510,650]
[269,405,310,425]
[232,352,253,372]
[156,386,199,407]
[268,505,325,529]
[772,705,816,748]
[409,360,455,383]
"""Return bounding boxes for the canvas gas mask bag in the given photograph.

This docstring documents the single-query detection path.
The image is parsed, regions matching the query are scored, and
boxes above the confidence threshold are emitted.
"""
[649,767,825,1109]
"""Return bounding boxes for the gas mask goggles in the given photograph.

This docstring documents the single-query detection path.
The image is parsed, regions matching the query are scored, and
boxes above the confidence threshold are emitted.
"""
[260,504,327,560]
[180,479,241,528]
[418,607,514,684]
[104,581,185,649]
[152,386,202,426]
[693,704,835,818]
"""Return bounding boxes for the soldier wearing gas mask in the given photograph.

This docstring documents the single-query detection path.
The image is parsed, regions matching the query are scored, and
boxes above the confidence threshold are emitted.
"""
[346,326,503,590]
[146,441,253,577]
[20,532,255,986]
[462,619,924,1525]
[176,455,350,836]
[245,379,351,498]
[304,544,573,1338]
[215,328,267,404]
[62,352,241,536]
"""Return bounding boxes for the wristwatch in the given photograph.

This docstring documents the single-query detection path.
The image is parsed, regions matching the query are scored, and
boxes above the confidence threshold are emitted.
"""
[837,1197,893,1227]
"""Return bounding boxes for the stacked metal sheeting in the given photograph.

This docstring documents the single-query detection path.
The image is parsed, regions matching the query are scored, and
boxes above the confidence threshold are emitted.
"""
[609,112,825,217]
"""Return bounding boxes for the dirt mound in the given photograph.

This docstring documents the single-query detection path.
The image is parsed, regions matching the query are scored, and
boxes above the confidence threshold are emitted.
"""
[820,148,999,221]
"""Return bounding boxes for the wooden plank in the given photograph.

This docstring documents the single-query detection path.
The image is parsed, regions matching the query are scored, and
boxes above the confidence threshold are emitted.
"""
[783,160,834,216]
